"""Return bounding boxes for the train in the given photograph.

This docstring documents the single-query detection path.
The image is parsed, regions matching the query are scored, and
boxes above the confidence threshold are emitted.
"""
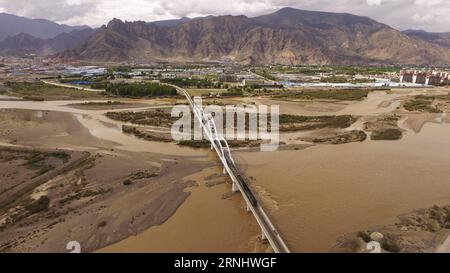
[223,153,259,207]
[236,174,259,208]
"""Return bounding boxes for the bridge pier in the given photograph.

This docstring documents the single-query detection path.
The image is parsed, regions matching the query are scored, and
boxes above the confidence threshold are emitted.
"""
[223,168,227,175]
[261,231,268,241]
[232,182,239,193]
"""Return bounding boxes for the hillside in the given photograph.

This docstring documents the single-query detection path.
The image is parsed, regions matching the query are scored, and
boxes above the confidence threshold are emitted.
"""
[0,13,89,41]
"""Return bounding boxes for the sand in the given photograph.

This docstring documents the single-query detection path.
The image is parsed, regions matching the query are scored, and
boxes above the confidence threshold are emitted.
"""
[0,108,213,253]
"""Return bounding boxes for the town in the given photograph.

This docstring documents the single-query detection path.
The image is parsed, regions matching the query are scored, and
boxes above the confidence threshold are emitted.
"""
[1,56,449,99]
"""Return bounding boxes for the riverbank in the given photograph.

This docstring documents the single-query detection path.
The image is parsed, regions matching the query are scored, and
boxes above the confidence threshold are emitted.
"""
[0,107,214,252]
[331,205,450,253]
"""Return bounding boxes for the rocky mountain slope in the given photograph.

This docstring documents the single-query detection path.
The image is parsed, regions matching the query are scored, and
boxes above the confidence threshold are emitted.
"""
[61,8,450,65]
[3,8,450,65]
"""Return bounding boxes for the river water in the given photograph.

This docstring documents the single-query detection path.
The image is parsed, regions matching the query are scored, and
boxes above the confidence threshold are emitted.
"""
[2,89,450,253]
[0,99,262,252]
[0,100,201,156]
[235,113,450,252]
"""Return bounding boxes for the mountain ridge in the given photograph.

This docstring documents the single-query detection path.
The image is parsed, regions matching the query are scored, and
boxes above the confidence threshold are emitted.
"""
[0,13,89,41]
[2,8,450,65]
[61,8,450,65]
[403,29,450,49]
[0,28,97,56]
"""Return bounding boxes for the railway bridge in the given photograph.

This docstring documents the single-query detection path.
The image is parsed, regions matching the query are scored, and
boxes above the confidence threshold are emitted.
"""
[173,85,290,253]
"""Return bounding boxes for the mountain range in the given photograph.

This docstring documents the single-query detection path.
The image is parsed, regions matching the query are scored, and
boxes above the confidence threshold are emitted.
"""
[2,8,450,65]
[0,29,97,56]
[402,29,450,49]
[0,13,89,41]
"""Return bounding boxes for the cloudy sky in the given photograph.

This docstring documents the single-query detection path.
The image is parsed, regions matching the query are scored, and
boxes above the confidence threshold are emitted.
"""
[0,0,449,32]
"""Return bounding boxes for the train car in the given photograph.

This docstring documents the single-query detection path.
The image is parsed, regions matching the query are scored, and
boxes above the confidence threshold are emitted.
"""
[236,174,258,207]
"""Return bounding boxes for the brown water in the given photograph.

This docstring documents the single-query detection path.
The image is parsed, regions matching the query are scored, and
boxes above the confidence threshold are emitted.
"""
[0,100,200,156]
[3,90,450,253]
[100,163,263,253]
[0,100,260,253]
[235,120,450,252]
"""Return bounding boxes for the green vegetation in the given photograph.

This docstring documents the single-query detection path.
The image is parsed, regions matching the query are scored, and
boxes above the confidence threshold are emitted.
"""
[122,126,172,142]
[129,170,158,180]
[5,82,105,100]
[20,151,70,177]
[321,76,376,84]
[178,139,261,148]
[403,96,442,113]
[279,115,357,131]
[107,109,175,127]
[178,140,211,148]
[311,130,367,144]
[186,89,226,97]
[252,69,277,81]
[321,76,348,83]
[109,66,132,73]
[357,231,372,243]
[123,179,133,186]
[74,101,124,107]
[221,89,244,97]
[59,188,111,205]
[371,128,403,141]
[24,152,45,167]
[58,76,106,83]
[0,84,7,95]
[268,65,401,75]
[162,78,223,89]
[382,235,400,253]
[106,82,177,98]
[25,196,50,214]
[90,82,109,90]
[274,89,370,101]
[50,151,70,162]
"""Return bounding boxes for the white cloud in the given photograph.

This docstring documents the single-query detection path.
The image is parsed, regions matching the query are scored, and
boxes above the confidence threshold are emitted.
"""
[0,0,96,23]
[366,0,384,6]
[1,0,450,32]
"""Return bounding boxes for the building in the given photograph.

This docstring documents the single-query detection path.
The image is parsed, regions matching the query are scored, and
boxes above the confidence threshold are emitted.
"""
[400,70,450,86]
[220,74,238,83]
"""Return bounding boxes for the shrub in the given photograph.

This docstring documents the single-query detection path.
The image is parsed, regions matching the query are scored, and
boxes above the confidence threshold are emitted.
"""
[106,82,177,98]
[51,151,70,161]
[26,196,50,214]
[357,231,372,243]
[123,179,133,186]
[404,98,442,113]
[382,235,400,253]
[371,129,403,140]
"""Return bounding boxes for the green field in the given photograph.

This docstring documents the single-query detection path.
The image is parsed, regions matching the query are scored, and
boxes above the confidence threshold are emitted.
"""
[5,82,106,100]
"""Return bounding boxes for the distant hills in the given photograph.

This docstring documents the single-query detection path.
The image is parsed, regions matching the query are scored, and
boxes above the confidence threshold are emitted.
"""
[0,13,89,41]
[3,8,450,65]
[0,29,97,56]
[59,8,450,65]
[403,29,450,49]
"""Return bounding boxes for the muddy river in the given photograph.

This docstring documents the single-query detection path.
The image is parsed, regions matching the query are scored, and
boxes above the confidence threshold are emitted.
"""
[235,94,450,252]
[2,88,450,253]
